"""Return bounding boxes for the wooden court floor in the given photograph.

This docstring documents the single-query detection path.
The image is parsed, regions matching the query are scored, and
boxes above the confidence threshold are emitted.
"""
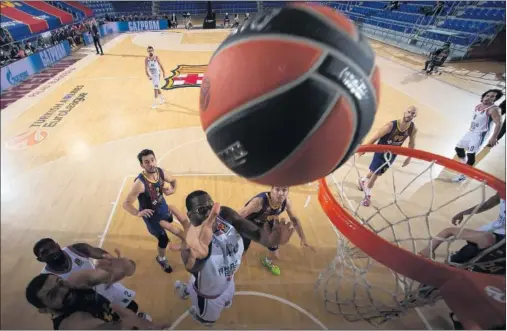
[1,30,505,330]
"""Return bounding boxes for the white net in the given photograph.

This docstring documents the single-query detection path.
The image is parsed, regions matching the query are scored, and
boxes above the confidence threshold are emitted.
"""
[314,149,506,326]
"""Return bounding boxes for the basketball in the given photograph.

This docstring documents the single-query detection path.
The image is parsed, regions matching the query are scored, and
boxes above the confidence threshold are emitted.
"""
[199,4,380,186]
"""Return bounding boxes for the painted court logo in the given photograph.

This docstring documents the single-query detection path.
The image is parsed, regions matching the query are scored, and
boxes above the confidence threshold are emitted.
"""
[4,130,49,151]
[162,65,207,90]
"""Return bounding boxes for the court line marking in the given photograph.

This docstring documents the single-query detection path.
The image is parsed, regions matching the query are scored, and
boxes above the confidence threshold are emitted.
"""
[168,291,328,330]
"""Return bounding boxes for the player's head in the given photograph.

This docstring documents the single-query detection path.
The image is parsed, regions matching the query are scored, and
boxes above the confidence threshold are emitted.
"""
[186,190,214,226]
[33,238,64,264]
[137,149,157,173]
[481,89,504,105]
[26,273,101,314]
[147,46,154,57]
[270,186,289,205]
[403,106,417,123]
[443,41,451,48]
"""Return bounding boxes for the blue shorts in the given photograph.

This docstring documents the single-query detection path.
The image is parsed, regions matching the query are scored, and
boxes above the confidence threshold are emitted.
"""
[141,203,173,238]
[369,151,398,175]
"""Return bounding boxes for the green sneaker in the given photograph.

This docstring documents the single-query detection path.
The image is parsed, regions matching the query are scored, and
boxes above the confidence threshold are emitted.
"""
[261,257,281,276]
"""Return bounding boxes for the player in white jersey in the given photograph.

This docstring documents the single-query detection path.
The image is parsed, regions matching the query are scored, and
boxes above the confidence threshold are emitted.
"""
[33,238,149,319]
[170,190,294,326]
[453,89,503,182]
[419,192,505,330]
[145,46,166,109]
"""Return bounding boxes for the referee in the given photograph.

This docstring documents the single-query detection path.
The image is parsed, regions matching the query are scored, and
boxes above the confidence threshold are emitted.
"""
[90,22,104,55]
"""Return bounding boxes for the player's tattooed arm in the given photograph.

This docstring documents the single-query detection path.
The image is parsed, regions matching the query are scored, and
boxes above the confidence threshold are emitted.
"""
[221,206,294,248]
[69,243,110,259]
[286,199,315,251]
[238,197,263,218]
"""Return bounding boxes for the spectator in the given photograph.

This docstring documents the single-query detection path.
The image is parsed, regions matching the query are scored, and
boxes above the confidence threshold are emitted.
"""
[423,41,451,74]
[385,1,400,11]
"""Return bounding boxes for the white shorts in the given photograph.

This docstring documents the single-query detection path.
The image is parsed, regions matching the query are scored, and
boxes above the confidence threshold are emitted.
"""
[95,282,136,307]
[456,131,488,154]
[187,278,235,324]
[150,74,160,89]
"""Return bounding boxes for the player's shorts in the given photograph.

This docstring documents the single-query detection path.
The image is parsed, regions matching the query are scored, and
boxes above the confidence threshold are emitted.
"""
[450,233,505,274]
[141,203,173,238]
[95,282,136,307]
[150,74,160,89]
[242,219,278,253]
[369,151,398,175]
[455,130,488,154]
[187,277,235,324]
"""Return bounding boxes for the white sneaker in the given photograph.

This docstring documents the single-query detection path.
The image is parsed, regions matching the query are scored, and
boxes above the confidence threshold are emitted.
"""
[174,280,190,300]
[451,174,466,183]
[137,312,152,321]
[151,102,157,109]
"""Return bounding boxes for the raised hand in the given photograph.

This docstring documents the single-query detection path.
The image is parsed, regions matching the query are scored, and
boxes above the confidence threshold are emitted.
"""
[260,219,295,247]
[185,203,220,260]
[96,249,136,289]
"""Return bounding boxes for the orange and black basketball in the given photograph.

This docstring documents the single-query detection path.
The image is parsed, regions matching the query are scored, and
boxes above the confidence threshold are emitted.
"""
[199,4,380,186]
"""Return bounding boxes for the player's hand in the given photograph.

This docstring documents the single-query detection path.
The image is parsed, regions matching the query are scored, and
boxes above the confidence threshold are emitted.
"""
[451,212,465,225]
[137,209,154,218]
[185,203,220,259]
[260,219,295,247]
[96,249,136,288]
[163,185,175,196]
[357,151,365,157]
[487,138,498,147]
[402,157,411,167]
[301,239,316,252]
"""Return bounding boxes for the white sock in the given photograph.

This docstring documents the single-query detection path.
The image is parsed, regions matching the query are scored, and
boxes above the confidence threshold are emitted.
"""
[458,158,466,164]
[157,256,166,261]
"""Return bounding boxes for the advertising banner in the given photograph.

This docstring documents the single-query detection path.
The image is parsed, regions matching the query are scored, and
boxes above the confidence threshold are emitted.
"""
[1,40,71,91]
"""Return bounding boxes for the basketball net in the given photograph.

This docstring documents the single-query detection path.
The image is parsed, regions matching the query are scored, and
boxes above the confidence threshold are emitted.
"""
[314,145,506,328]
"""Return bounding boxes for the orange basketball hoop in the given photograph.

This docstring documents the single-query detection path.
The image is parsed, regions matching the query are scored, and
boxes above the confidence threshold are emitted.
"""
[317,144,505,329]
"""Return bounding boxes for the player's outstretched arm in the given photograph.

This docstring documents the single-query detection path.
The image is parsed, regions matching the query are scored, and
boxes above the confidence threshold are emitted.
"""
[419,227,496,258]
[180,203,220,273]
[69,243,111,260]
[286,199,315,251]
[452,193,501,225]
[221,206,294,248]
[359,122,394,153]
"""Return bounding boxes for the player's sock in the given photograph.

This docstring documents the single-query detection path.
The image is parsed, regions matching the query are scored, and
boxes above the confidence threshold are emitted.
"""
[159,95,165,104]
[261,257,281,276]
[152,99,157,109]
